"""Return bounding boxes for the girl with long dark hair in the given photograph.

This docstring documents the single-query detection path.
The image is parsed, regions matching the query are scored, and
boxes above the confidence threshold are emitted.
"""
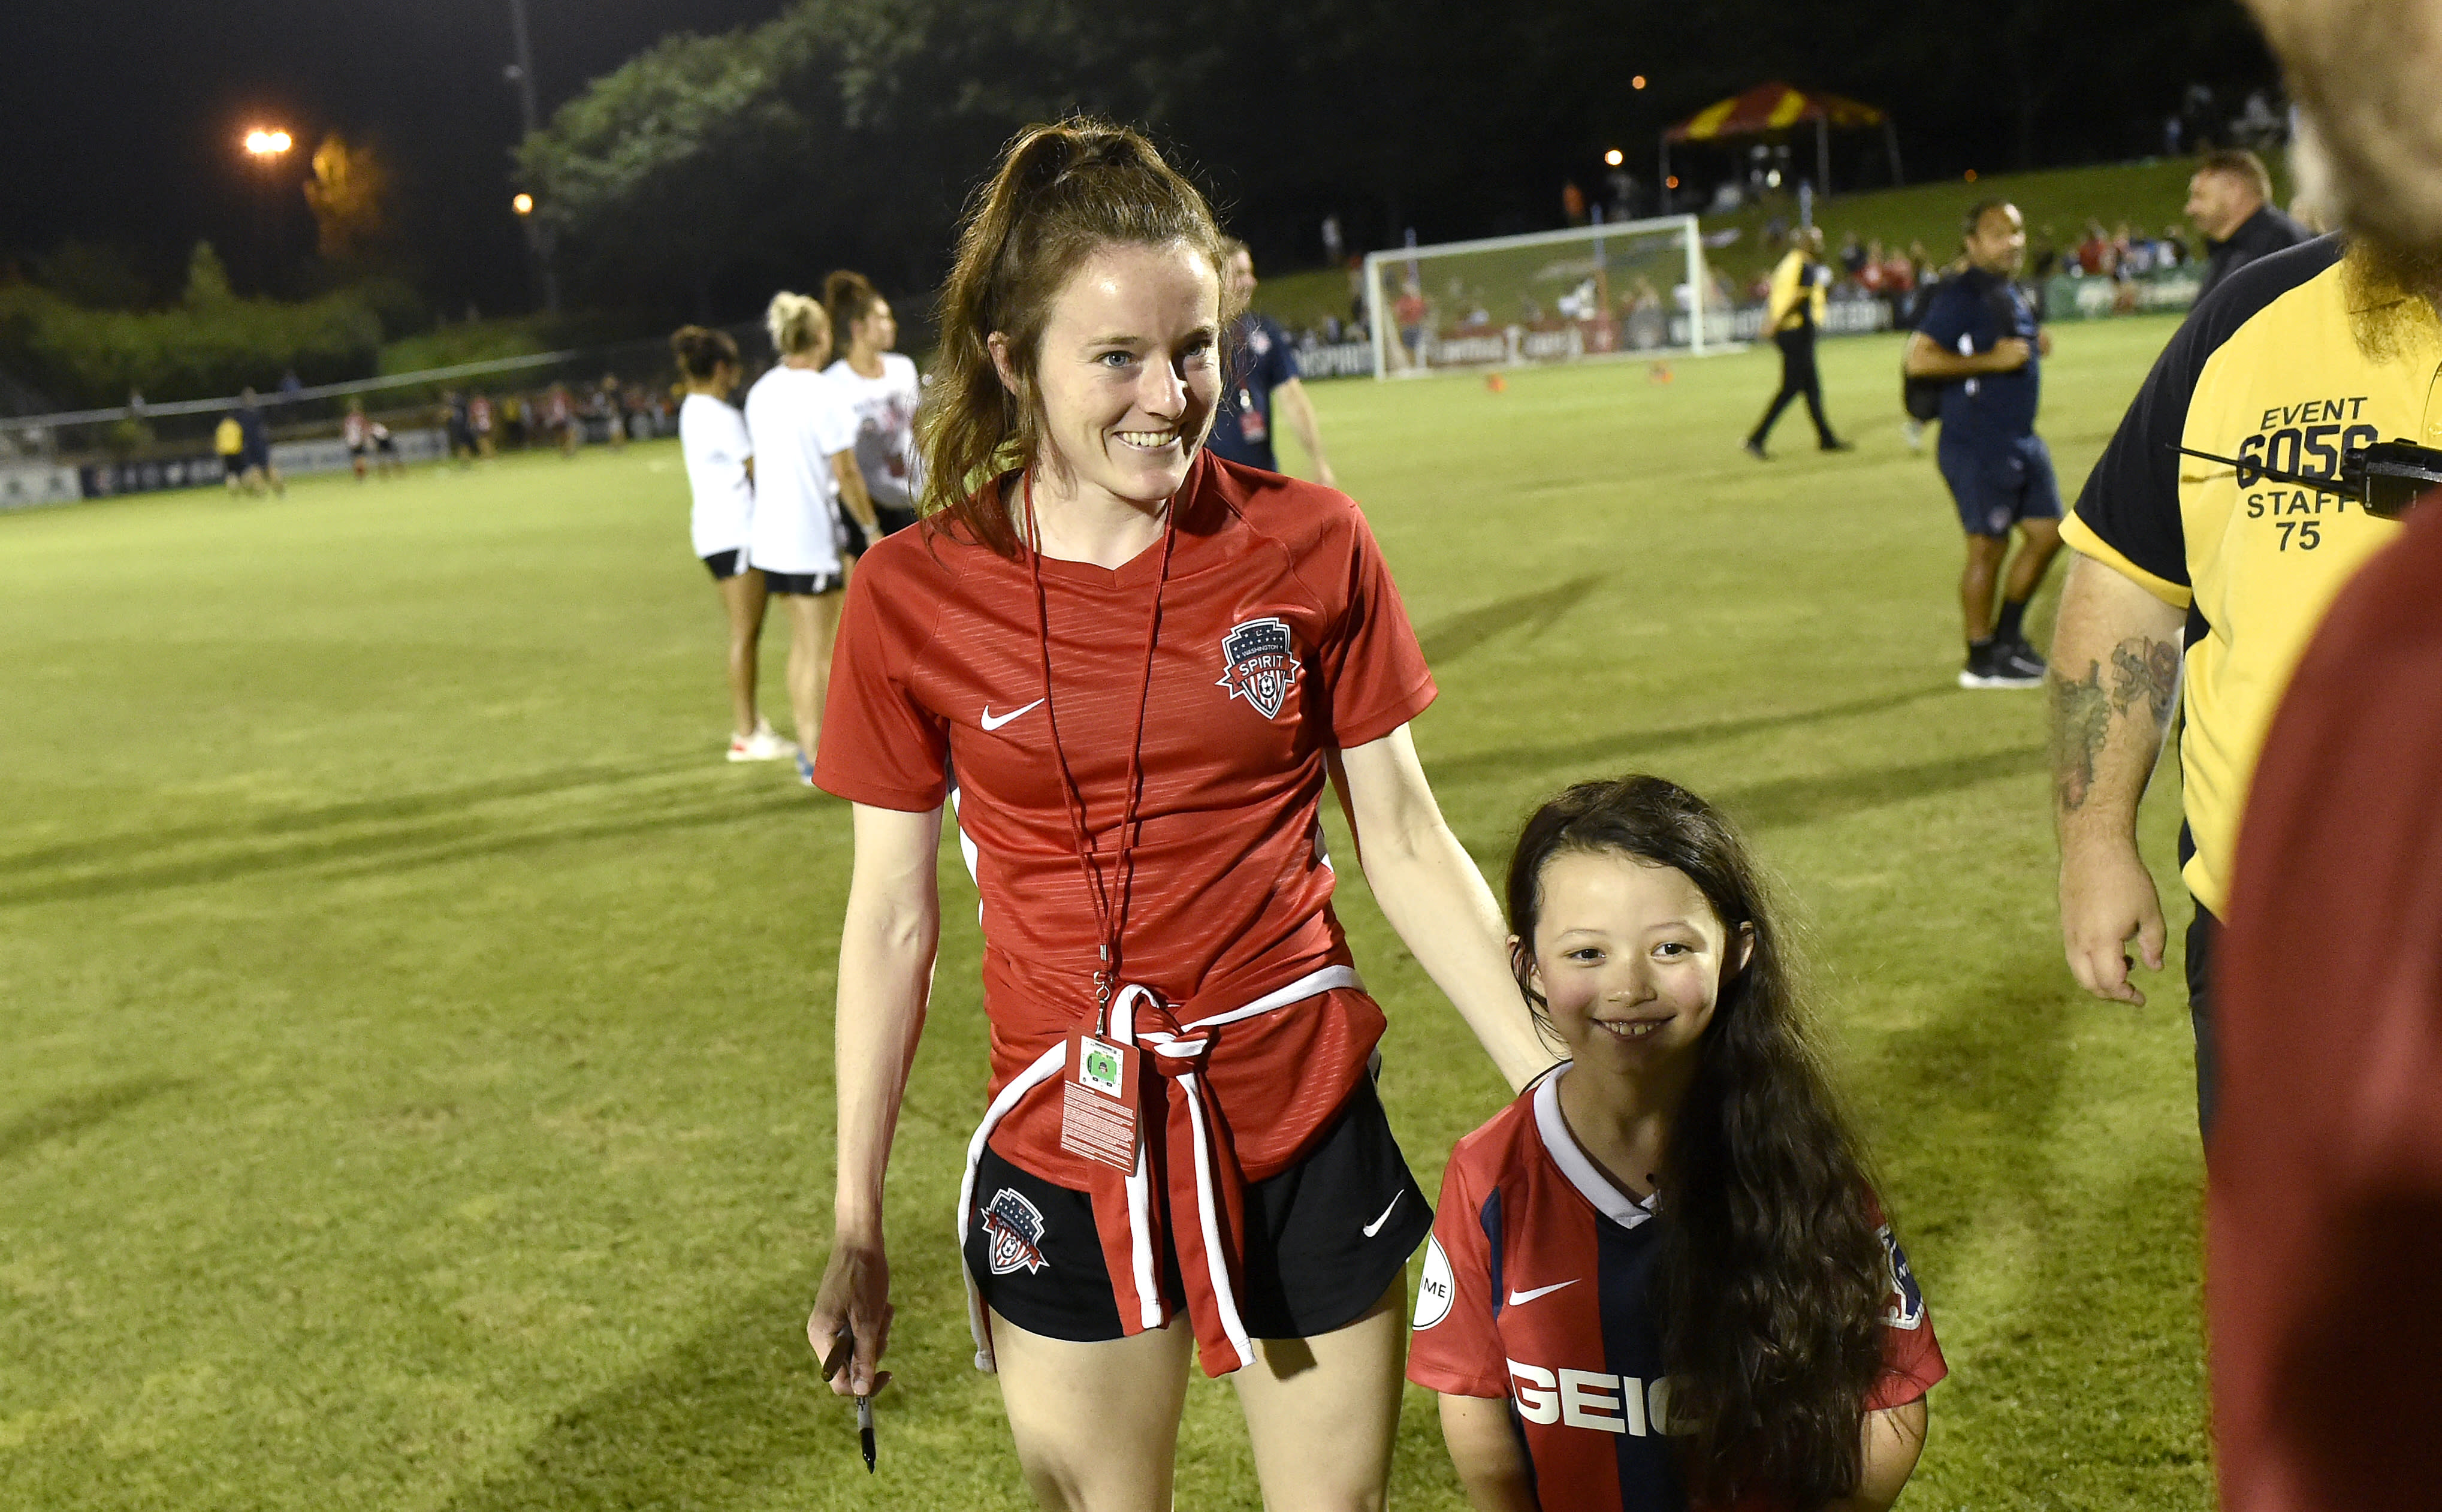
[804,118,1550,1509]
[1410,775,1944,1511]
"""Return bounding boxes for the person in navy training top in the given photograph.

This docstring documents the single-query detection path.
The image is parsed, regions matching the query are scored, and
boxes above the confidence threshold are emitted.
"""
[1411,775,1944,1512]
[1906,200,2061,691]
[1206,237,1339,485]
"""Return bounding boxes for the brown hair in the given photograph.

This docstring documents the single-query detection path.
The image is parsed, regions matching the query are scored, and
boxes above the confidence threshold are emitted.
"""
[765,291,829,360]
[1506,776,1894,1508]
[917,117,1236,556]
[669,324,739,382]
[825,270,885,345]
[2198,147,2274,206]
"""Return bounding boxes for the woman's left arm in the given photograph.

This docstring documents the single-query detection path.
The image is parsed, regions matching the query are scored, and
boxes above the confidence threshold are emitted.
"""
[1825,1398,1930,1512]
[1334,724,1557,1092]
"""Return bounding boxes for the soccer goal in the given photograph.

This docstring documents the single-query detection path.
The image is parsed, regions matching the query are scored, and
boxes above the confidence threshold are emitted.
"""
[1363,215,1719,378]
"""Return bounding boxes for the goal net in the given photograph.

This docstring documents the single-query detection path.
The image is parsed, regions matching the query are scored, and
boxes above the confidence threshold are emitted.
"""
[1362,215,1718,378]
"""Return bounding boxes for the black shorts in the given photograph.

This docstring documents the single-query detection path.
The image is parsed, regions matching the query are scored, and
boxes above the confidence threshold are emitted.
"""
[837,506,917,560]
[965,1072,1432,1344]
[701,549,749,581]
[762,568,842,597]
[222,455,246,479]
[1939,433,2063,538]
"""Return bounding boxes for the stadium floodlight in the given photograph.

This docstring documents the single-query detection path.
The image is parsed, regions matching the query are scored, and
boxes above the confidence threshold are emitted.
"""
[1361,214,1719,379]
[512,193,535,216]
[244,128,292,158]
[1604,148,1625,167]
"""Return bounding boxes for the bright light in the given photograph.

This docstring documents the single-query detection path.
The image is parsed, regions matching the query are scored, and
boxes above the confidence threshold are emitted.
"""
[512,193,535,216]
[1665,175,1679,189]
[1604,148,1624,168]
[1766,169,1782,188]
[1632,75,1647,89]
[243,128,292,157]
[1964,168,1979,182]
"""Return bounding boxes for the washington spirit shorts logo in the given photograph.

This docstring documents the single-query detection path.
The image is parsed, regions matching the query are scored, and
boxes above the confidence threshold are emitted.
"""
[1216,616,1300,720]
[980,1188,1050,1276]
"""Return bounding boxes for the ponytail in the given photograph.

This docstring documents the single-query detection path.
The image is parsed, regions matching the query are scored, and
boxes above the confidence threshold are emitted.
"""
[917,117,1234,554]
[765,291,829,361]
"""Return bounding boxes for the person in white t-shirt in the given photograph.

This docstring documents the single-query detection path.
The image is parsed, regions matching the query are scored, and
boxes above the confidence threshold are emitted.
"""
[822,269,923,542]
[674,324,791,764]
[742,292,885,783]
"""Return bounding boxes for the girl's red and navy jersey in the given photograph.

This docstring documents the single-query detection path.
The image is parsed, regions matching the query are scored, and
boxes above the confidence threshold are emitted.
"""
[1407,1068,1947,1511]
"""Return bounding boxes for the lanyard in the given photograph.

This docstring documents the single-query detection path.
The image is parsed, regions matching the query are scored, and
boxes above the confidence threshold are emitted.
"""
[1022,470,1178,1036]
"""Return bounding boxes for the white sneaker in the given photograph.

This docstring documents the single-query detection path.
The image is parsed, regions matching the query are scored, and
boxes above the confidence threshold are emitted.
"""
[728,726,797,762]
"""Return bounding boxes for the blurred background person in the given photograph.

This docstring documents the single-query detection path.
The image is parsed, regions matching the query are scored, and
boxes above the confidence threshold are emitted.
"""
[1744,225,1849,458]
[2186,147,2308,300]
[1208,237,1338,487]
[674,324,789,766]
[743,292,877,784]
[822,270,923,541]
[1906,201,2060,690]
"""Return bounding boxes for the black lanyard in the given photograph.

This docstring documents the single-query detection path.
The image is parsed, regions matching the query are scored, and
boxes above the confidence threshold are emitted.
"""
[1021,470,1178,1036]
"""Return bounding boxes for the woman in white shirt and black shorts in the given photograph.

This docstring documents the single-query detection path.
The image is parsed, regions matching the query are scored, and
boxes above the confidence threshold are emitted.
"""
[742,292,885,783]
[822,270,924,544]
[674,324,790,763]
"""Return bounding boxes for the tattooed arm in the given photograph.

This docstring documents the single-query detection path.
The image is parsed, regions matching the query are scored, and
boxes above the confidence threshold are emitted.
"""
[2049,553,2186,1005]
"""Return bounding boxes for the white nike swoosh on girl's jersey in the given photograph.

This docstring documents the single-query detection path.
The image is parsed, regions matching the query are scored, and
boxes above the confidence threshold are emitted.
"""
[980,700,1044,732]
[1505,1279,1579,1306]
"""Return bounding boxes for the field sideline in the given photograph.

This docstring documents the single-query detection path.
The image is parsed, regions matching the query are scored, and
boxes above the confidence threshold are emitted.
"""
[2,321,2205,1510]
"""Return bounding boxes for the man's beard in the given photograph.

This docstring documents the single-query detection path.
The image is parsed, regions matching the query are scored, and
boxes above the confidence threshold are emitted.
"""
[2343,237,2442,363]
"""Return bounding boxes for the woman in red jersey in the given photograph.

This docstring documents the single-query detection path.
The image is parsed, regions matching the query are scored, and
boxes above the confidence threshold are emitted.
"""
[805,118,1549,1509]
[1411,777,1942,1512]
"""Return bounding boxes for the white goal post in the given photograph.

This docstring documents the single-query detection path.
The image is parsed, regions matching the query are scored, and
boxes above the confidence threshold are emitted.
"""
[1362,215,1717,378]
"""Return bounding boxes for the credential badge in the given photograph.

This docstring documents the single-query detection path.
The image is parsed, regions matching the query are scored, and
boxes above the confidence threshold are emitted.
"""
[1217,616,1301,721]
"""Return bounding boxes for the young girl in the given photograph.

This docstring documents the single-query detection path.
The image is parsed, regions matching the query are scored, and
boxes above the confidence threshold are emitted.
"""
[672,324,789,764]
[1410,775,1944,1512]
[741,292,884,783]
[821,269,923,541]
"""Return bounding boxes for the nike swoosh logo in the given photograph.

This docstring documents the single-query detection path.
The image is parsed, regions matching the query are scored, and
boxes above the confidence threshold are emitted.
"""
[1362,1192,1403,1238]
[1506,1279,1578,1306]
[980,699,1044,732]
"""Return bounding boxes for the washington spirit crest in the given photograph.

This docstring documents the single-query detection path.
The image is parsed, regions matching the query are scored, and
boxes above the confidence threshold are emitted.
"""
[1879,1224,1927,1330]
[1216,617,1300,720]
[980,1188,1049,1276]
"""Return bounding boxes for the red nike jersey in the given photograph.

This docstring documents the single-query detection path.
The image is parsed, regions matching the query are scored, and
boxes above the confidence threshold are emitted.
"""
[1408,1070,1946,1511]
[815,452,1436,1180]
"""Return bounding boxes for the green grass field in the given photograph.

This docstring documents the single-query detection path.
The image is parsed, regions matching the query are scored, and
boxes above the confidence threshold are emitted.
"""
[3,320,2205,1510]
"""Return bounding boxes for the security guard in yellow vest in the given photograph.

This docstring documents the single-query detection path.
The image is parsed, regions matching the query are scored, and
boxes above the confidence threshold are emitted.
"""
[1744,225,1850,457]
[2048,234,2419,1130]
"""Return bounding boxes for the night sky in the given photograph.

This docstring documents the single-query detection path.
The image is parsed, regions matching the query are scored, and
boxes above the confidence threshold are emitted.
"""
[5,1,2278,321]
[1,0,788,313]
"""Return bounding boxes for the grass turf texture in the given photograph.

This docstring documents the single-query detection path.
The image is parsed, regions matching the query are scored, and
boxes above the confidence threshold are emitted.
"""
[2,319,2205,1510]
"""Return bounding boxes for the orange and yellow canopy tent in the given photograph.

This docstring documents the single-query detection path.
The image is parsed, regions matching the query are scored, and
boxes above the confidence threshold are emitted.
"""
[1660,82,1902,199]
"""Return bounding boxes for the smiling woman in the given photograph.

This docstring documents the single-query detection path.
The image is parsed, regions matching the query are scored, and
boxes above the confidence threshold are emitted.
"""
[800,117,1554,1512]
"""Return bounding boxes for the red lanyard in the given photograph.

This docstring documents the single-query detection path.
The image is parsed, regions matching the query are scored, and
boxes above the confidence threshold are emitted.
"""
[1022,470,1177,1036]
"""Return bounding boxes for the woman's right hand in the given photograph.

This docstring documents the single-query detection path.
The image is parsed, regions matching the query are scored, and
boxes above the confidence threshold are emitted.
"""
[807,1235,894,1396]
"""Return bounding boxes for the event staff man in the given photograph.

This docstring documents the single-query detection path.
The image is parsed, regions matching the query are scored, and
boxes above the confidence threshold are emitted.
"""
[2208,2,2442,1506]
[1743,226,1849,457]
[1906,201,2060,688]
[2186,147,2308,300]
[2046,220,2419,1132]
[1206,239,1338,485]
